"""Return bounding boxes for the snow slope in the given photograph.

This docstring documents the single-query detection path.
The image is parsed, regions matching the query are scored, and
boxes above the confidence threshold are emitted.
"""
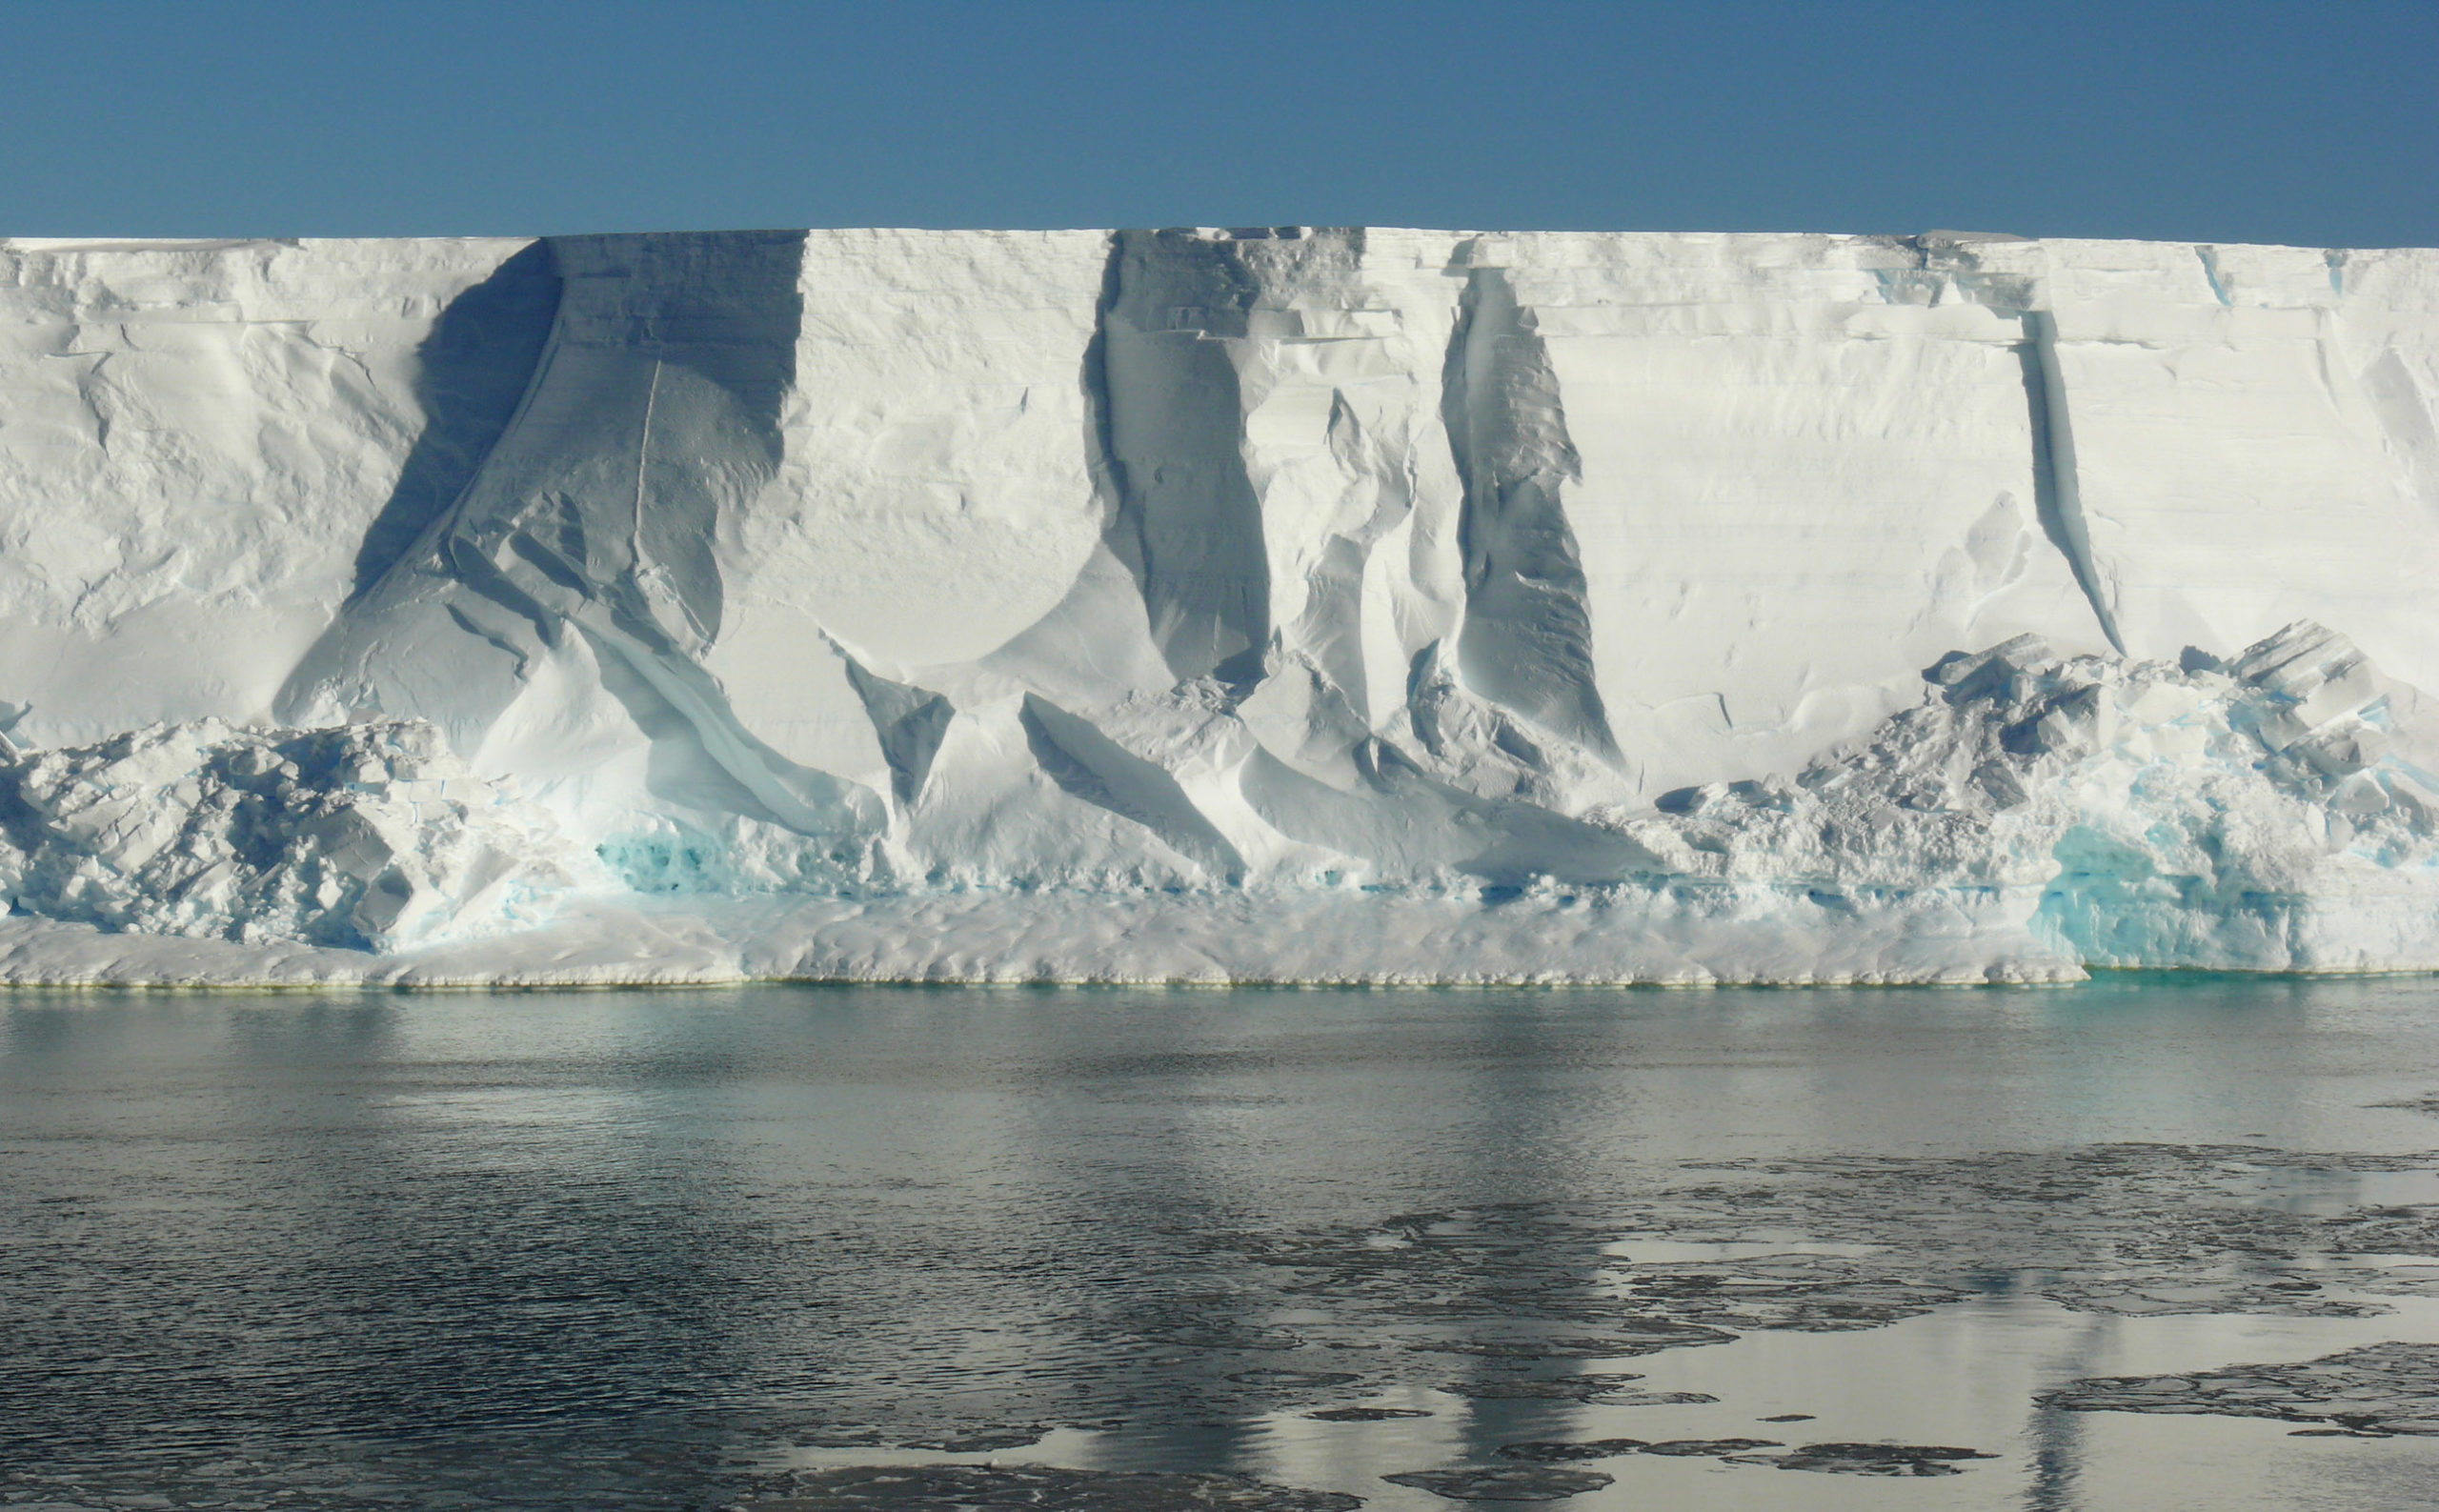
[1,228,2434,982]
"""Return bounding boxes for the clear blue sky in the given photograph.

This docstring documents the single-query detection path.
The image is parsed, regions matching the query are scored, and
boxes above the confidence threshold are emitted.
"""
[5,0,2432,247]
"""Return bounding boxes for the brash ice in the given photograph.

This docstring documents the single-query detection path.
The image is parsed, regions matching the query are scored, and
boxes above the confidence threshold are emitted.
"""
[0,229,2435,983]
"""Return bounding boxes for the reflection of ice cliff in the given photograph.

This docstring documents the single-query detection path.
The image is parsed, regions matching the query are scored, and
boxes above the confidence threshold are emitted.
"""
[0,229,2435,981]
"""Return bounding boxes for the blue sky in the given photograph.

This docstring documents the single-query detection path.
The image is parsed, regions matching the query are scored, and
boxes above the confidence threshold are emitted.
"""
[4,0,2432,246]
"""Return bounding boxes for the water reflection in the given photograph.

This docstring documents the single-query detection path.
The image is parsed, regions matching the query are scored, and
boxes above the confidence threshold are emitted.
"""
[1,979,2436,1509]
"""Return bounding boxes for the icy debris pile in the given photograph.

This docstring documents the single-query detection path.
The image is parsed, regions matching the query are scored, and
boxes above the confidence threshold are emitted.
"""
[0,720,591,950]
[1617,621,2439,971]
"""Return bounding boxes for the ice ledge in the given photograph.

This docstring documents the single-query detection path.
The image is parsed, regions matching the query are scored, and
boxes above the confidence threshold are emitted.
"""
[0,889,2084,988]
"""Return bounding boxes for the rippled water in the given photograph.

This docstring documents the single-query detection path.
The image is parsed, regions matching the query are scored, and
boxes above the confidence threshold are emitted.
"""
[7,978,2439,1510]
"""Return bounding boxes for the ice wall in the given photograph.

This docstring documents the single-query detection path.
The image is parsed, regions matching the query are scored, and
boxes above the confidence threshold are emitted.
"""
[0,237,540,738]
[2,228,2435,978]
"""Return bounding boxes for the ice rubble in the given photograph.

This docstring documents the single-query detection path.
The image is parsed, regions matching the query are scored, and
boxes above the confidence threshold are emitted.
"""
[0,719,590,951]
[0,228,2434,982]
[1619,622,2439,973]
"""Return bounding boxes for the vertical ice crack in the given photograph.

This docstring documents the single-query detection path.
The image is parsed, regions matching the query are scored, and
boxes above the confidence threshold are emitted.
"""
[1899,234,2122,655]
[1439,261,1619,756]
[1093,230,1271,683]
[1079,232,1129,533]
[633,353,661,569]
[2018,310,2127,655]
[2195,246,2232,307]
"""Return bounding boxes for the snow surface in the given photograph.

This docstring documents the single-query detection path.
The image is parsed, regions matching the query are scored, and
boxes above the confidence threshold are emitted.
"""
[1,228,2434,983]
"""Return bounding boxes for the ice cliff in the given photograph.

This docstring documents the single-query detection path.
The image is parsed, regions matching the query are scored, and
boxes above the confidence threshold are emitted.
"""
[0,228,2434,983]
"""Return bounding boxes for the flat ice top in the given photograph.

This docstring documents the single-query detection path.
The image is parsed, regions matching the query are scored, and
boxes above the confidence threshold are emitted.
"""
[0,229,2434,982]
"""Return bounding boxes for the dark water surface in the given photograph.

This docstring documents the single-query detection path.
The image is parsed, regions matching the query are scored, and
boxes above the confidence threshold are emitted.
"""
[7,979,2439,1510]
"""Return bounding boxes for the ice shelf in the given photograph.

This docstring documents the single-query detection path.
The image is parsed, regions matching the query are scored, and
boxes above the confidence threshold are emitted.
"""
[1,228,2435,982]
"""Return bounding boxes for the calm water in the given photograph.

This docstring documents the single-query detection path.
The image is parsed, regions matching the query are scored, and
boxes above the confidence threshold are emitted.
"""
[6,978,2439,1510]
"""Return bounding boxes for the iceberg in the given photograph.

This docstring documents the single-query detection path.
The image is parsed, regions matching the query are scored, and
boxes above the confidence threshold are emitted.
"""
[0,228,2434,983]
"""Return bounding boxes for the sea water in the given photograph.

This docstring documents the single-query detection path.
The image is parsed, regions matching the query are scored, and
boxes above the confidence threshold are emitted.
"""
[5,978,2439,1510]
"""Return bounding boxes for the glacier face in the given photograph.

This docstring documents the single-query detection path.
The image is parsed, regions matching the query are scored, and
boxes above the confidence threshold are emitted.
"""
[0,228,2435,982]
